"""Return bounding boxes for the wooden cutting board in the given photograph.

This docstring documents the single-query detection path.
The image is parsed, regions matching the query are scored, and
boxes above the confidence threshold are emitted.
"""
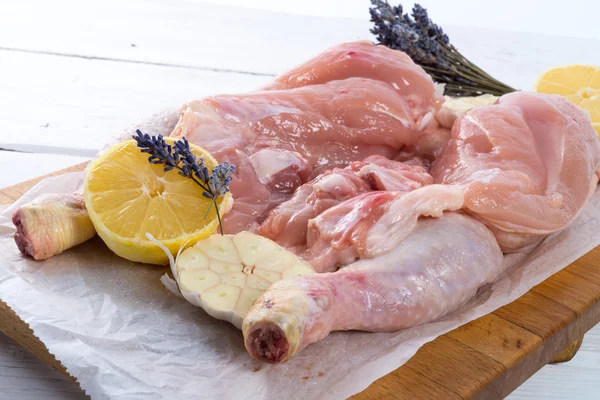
[1,164,599,399]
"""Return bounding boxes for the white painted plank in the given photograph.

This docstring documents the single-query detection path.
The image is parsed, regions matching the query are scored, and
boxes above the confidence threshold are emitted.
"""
[0,0,365,76]
[2,24,600,157]
[0,50,269,156]
[508,364,600,400]
[1,1,599,87]
[0,151,90,188]
[1,2,599,157]
[199,0,600,40]
[0,332,87,399]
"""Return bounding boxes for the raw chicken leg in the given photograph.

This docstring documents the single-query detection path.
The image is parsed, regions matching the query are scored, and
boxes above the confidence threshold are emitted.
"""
[243,211,503,364]
[432,92,600,251]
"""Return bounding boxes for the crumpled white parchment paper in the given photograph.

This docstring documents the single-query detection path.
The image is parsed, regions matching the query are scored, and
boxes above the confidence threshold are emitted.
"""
[1,127,599,400]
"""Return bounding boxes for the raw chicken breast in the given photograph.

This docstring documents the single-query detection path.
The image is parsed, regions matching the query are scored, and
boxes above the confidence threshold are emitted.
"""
[432,92,600,251]
[258,155,433,248]
[243,211,503,364]
[264,41,443,123]
[172,77,438,233]
[172,78,429,173]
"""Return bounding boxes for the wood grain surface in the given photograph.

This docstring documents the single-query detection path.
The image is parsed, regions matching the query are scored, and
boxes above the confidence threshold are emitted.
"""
[1,165,599,399]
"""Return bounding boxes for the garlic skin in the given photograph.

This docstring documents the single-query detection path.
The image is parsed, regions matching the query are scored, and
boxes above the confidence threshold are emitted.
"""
[148,232,315,329]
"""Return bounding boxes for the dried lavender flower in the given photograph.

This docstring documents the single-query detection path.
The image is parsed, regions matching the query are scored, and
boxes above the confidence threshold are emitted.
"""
[132,129,234,234]
[370,0,516,96]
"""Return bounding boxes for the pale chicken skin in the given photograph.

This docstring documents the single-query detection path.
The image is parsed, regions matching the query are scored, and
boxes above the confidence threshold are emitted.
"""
[243,211,503,364]
[169,41,442,234]
[432,92,600,251]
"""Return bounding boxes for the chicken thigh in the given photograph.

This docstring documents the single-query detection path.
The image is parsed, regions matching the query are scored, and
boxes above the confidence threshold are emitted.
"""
[432,92,600,251]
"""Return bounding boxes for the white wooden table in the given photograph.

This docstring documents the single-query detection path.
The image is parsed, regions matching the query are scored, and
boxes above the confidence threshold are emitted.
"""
[1,1,600,398]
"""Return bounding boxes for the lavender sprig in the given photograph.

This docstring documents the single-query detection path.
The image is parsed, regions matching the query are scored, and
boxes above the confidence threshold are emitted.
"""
[132,129,234,235]
[369,1,516,97]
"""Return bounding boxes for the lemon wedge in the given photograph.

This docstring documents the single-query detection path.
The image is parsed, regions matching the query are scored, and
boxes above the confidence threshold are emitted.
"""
[84,138,232,265]
[534,64,600,136]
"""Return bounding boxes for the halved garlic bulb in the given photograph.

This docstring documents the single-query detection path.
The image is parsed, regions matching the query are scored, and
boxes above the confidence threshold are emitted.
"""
[148,231,315,329]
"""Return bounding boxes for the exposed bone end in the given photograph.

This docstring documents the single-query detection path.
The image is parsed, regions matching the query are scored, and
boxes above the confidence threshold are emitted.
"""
[12,208,38,259]
[244,321,291,364]
[11,193,96,261]
[242,282,312,363]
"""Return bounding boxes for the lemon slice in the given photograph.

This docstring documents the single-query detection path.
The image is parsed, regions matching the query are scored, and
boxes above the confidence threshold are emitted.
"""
[84,138,232,265]
[534,65,600,136]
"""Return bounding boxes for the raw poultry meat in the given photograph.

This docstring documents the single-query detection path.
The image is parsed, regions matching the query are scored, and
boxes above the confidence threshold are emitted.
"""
[171,75,441,233]
[432,92,600,251]
[263,41,442,121]
[171,78,421,170]
[257,167,370,249]
[243,210,503,364]
[303,184,465,272]
[353,155,433,191]
[258,155,433,249]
